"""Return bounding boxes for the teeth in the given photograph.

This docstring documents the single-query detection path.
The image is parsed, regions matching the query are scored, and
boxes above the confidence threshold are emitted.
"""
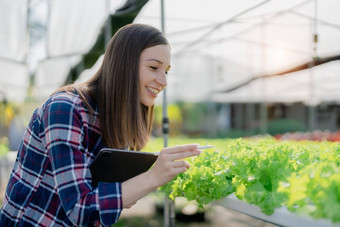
[147,87,160,94]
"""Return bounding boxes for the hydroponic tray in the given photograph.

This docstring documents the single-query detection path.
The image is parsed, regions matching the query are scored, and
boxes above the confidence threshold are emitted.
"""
[215,194,340,227]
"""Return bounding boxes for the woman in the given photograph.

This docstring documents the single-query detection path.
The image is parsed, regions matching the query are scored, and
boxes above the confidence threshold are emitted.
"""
[0,24,201,226]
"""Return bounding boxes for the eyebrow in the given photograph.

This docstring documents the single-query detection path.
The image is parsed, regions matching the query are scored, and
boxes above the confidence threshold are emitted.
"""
[146,59,164,64]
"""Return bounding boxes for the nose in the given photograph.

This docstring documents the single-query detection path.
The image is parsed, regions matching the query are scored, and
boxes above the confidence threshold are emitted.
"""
[156,72,167,87]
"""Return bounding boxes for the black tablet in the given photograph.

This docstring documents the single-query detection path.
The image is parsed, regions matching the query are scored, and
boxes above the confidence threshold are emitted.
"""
[89,148,158,187]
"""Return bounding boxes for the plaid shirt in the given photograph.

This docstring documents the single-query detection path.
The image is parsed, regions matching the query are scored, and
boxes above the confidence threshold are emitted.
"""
[0,92,122,226]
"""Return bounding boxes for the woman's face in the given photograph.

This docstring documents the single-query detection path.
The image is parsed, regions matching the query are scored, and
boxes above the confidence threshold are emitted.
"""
[139,44,171,107]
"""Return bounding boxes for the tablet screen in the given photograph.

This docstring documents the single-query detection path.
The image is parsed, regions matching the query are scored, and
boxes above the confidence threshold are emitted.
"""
[90,148,158,187]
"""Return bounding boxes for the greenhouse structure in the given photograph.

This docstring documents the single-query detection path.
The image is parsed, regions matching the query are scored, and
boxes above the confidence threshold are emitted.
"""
[1,0,340,226]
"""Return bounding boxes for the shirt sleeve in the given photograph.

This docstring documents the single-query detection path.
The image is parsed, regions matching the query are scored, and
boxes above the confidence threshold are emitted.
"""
[42,96,122,226]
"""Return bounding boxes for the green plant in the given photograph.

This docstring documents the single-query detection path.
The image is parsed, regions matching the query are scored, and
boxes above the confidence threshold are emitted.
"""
[0,137,9,156]
[145,137,340,223]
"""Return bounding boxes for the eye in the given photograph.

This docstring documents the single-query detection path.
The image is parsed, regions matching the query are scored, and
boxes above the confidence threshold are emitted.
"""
[149,66,157,71]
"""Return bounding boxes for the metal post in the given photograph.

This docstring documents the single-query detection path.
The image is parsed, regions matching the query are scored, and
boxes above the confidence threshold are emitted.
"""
[260,15,268,135]
[308,0,318,130]
[160,0,174,226]
[162,86,171,227]
[260,103,268,135]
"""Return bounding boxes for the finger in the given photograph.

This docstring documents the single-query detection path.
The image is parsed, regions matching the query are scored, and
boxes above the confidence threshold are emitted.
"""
[171,160,190,169]
[173,166,189,175]
[163,144,199,154]
[171,150,201,161]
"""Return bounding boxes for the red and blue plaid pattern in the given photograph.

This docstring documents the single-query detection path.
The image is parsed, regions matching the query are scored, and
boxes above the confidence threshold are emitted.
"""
[0,92,122,226]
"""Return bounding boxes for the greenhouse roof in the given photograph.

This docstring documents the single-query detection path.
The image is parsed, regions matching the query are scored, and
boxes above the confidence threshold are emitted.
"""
[1,0,340,105]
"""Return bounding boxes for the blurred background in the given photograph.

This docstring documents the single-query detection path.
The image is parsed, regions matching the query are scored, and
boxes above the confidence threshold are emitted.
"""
[1,0,340,226]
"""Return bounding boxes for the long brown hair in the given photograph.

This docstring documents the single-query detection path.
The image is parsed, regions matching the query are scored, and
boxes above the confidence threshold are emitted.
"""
[57,24,169,150]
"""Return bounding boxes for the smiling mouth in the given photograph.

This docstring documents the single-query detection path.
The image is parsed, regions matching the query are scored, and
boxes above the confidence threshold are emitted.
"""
[146,86,161,95]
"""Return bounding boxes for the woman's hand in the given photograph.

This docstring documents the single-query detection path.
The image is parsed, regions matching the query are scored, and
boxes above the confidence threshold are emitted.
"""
[147,144,201,187]
[121,144,201,208]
